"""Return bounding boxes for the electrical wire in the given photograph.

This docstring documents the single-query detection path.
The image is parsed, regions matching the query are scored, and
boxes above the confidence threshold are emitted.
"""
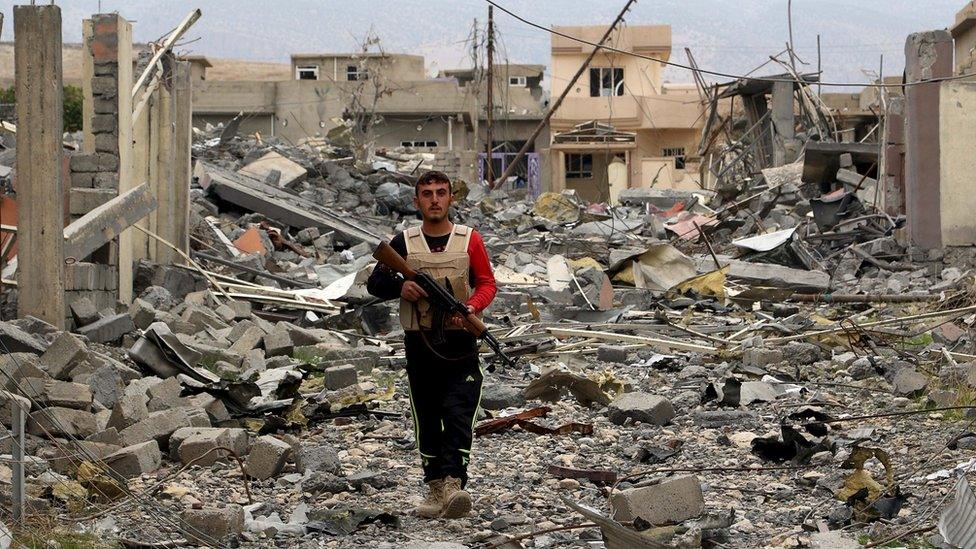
[484,0,976,89]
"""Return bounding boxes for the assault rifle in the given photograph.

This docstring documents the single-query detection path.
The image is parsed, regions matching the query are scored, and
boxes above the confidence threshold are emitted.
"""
[373,241,515,371]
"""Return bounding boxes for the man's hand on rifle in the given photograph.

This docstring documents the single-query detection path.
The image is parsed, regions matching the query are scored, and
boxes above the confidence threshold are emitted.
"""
[400,280,428,302]
[450,305,476,328]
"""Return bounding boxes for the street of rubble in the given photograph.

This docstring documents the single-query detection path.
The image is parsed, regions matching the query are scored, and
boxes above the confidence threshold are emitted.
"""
[1,118,976,548]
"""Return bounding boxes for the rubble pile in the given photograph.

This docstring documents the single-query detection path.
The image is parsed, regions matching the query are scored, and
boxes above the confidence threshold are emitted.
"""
[1,122,976,548]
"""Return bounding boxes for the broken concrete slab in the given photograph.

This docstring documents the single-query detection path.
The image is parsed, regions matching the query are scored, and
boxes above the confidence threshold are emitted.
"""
[69,298,100,327]
[0,322,48,354]
[104,440,162,479]
[28,407,98,438]
[246,435,292,480]
[173,427,249,466]
[107,392,150,431]
[38,332,88,380]
[77,314,136,344]
[607,392,675,426]
[609,474,705,525]
[118,407,206,448]
[63,183,158,262]
[238,150,307,189]
[323,364,358,391]
[23,378,93,410]
[182,505,245,542]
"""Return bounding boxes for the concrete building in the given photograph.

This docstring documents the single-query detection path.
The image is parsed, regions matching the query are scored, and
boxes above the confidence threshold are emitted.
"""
[547,24,706,203]
[951,2,976,75]
[439,64,549,192]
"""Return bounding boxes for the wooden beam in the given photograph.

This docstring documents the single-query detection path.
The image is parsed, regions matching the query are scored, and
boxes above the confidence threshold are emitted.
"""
[15,5,66,328]
[64,183,158,261]
[546,327,718,354]
[130,9,201,100]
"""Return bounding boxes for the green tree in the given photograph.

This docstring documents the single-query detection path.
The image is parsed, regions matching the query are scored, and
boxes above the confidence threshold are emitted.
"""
[62,85,83,132]
[0,85,85,132]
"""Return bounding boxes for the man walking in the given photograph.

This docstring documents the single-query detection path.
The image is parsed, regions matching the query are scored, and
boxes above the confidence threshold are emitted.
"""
[366,170,497,519]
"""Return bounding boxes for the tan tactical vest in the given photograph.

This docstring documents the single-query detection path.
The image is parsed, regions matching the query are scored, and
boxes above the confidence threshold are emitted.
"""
[399,224,476,331]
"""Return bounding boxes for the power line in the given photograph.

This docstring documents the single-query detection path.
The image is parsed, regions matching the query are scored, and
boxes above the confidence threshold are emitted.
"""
[484,0,976,89]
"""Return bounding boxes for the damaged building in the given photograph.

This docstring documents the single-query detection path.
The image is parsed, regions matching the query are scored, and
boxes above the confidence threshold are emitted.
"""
[2,2,976,548]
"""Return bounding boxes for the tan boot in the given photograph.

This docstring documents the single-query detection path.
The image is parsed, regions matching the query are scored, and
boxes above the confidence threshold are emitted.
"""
[439,476,472,519]
[414,478,446,518]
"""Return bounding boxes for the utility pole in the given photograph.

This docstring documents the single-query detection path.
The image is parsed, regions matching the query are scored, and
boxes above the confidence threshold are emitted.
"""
[485,5,495,185]
[489,0,636,188]
[471,18,480,162]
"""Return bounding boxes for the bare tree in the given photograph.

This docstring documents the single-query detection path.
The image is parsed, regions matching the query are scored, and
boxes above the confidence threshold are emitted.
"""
[341,32,399,162]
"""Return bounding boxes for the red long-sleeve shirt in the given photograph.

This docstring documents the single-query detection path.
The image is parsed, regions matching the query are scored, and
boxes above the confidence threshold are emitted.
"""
[366,227,497,313]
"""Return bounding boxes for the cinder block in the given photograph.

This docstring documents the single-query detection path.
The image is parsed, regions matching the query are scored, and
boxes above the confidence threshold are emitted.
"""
[94,133,119,154]
[69,188,116,215]
[71,172,95,188]
[610,475,705,525]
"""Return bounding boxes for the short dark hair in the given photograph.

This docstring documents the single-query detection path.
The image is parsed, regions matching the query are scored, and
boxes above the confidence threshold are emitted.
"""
[415,170,452,196]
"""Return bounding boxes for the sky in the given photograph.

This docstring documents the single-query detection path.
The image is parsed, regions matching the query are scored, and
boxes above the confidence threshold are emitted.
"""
[0,0,965,89]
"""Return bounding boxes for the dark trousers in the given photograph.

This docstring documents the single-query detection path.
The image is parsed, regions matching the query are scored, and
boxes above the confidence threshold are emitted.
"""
[404,331,483,488]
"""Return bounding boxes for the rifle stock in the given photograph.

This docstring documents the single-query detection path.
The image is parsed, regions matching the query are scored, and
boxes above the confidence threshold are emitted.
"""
[373,241,417,279]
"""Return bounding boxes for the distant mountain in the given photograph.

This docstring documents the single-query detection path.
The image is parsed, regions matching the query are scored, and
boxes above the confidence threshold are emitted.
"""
[0,0,962,89]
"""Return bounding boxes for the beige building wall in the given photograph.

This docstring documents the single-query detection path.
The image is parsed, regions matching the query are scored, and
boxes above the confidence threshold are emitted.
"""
[938,80,976,245]
[952,2,976,74]
[290,54,426,82]
[548,24,705,199]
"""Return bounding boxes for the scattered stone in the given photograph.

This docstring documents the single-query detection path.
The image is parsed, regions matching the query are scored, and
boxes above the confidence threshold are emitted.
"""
[296,443,341,475]
[596,345,629,364]
[77,314,136,344]
[892,367,928,396]
[38,332,88,380]
[262,329,294,358]
[182,505,245,541]
[103,440,162,478]
[610,475,705,524]
[0,322,48,354]
[28,407,98,438]
[323,364,358,390]
[481,384,525,410]
[175,427,249,466]
[246,435,292,480]
[607,392,675,426]
[69,298,101,327]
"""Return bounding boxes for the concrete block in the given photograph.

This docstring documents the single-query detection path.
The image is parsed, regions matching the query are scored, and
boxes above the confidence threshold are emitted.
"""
[90,76,117,97]
[23,378,93,410]
[146,377,182,412]
[0,323,48,354]
[262,329,293,358]
[106,392,149,431]
[607,392,675,426]
[118,407,198,447]
[69,188,116,215]
[182,506,245,542]
[69,153,99,173]
[91,113,117,134]
[92,96,118,115]
[323,364,358,391]
[93,172,119,190]
[175,427,249,466]
[609,475,705,525]
[77,314,135,344]
[28,407,98,438]
[214,304,236,323]
[39,332,88,380]
[128,299,157,330]
[70,172,94,188]
[245,435,292,480]
[95,152,119,171]
[0,353,47,391]
[104,440,161,479]
[87,427,123,446]
[0,390,31,428]
[228,326,264,355]
[184,393,231,424]
[94,133,119,154]
[743,347,785,368]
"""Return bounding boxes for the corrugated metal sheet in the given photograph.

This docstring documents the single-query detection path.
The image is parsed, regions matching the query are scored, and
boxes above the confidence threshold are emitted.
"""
[939,476,976,549]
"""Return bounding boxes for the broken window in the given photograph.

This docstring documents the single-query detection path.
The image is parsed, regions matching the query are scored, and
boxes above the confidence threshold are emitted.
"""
[509,75,527,87]
[296,65,319,81]
[663,147,686,169]
[565,153,593,179]
[400,140,438,148]
[589,67,624,97]
[347,65,368,81]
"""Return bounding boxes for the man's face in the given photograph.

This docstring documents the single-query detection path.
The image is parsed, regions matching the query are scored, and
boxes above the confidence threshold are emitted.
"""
[414,181,453,223]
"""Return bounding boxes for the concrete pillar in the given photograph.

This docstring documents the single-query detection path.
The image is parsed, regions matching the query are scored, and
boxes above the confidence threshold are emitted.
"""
[14,5,66,327]
[904,30,953,249]
[151,57,176,263]
[882,97,906,219]
[771,81,795,167]
[171,60,192,263]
